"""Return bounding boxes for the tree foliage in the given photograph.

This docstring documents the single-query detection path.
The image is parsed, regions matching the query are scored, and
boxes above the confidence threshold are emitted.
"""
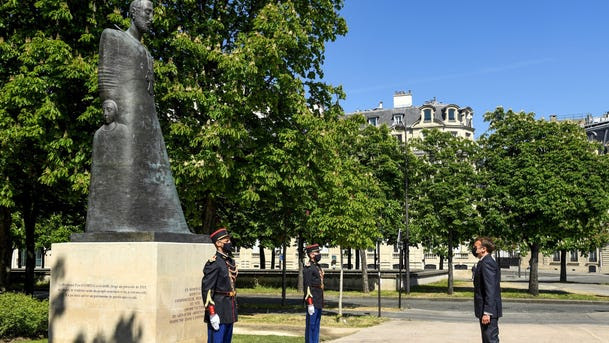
[478,107,609,294]
[410,129,481,293]
[0,0,348,291]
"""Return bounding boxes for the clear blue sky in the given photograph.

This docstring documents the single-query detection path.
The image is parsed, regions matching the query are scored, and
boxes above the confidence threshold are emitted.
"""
[322,0,609,137]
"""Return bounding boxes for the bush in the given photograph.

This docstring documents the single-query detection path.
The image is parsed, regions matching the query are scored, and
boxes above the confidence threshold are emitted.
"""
[0,292,48,339]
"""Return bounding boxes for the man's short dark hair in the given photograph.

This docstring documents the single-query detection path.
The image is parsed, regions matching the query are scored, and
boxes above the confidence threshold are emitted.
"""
[475,237,495,253]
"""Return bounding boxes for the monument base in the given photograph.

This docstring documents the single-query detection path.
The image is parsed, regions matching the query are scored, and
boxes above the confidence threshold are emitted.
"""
[71,231,211,243]
[49,242,216,343]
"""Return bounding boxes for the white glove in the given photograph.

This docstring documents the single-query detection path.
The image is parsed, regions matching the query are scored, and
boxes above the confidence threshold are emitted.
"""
[210,313,220,331]
[307,304,315,315]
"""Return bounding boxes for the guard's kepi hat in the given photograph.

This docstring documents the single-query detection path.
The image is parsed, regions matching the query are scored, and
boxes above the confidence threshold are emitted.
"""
[305,243,320,254]
[210,227,230,243]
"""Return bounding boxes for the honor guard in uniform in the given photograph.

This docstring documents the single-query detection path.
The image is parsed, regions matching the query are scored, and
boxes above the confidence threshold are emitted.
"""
[201,228,238,343]
[303,243,324,343]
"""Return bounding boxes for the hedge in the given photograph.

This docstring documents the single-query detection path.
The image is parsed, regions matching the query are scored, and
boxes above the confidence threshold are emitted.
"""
[0,292,48,339]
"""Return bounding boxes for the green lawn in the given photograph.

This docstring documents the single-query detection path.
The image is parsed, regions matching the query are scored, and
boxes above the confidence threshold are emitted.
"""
[8,336,302,343]
[233,334,302,342]
[239,280,609,302]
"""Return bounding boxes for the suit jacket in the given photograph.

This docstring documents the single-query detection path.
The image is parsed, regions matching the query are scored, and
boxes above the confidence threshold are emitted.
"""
[473,254,502,318]
[303,261,324,309]
[201,251,238,324]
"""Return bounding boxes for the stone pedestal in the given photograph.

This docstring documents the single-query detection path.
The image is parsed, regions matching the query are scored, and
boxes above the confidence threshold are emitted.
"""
[48,242,216,343]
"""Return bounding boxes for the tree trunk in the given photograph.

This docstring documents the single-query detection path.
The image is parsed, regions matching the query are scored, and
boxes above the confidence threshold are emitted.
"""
[347,248,352,270]
[560,249,567,282]
[0,206,13,292]
[297,236,304,292]
[281,242,287,306]
[355,249,360,269]
[447,233,454,295]
[405,236,410,294]
[23,196,37,295]
[360,249,369,293]
[259,245,266,269]
[201,195,217,234]
[439,255,444,270]
[271,248,276,269]
[338,246,344,316]
[495,250,501,274]
[528,243,540,296]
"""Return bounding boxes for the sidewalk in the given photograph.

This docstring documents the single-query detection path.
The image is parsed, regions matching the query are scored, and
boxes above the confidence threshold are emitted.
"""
[327,318,609,343]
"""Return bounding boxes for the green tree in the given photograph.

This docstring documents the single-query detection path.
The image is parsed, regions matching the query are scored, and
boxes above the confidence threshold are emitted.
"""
[0,0,112,293]
[306,115,386,294]
[155,0,348,237]
[1,0,348,293]
[410,129,481,294]
[478,107,609,295]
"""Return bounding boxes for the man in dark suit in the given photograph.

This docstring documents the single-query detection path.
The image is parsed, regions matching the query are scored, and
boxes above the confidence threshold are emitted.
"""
[473,237,502,343]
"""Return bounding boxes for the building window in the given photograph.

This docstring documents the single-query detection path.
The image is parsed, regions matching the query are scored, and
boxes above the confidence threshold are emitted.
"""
[368,117,378,126]
[394,134,403,143]
[589,250,598,262]
[450,131,457,137]
[570,250,578,262]
[448,108,456,121]
[393,114,403,125]
[552,251,560,262]
[423,109,432,122]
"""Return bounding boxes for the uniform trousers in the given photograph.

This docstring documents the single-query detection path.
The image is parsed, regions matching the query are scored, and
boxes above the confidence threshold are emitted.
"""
[305,307,322,343]
[480,317,499,343]
[207,323,233,343]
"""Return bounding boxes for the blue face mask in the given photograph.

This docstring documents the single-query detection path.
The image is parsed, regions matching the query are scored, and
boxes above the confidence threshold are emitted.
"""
[314,254,321,263]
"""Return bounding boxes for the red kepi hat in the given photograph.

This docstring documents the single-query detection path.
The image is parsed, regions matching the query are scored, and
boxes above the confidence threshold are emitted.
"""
[210,227,230,243]
[305,243,320,254]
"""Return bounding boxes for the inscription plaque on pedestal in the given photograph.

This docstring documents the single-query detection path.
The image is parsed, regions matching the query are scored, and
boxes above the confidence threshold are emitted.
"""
[49,242,216,342]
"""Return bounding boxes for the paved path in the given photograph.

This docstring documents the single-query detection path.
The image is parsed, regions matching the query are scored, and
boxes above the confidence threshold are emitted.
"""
[327,318,609,343]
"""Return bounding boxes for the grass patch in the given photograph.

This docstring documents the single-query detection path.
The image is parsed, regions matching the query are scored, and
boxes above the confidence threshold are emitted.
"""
[408,280,608,301]
[237,285,300,295]
[238,279,609,302]
[238,313,384,328]
[233,334,302,343]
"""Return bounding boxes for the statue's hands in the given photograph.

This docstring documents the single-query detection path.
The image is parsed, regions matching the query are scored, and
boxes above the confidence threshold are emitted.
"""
[210,314,220,331]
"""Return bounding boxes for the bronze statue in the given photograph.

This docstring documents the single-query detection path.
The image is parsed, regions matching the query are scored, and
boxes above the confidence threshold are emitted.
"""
[85,0,190,235]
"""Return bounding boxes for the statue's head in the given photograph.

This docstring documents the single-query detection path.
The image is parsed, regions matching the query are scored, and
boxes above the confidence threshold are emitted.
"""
[129,0,153,34]
[102,99,118,124]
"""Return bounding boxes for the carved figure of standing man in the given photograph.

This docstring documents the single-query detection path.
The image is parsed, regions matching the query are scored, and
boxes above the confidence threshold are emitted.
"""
[87,0,189,234]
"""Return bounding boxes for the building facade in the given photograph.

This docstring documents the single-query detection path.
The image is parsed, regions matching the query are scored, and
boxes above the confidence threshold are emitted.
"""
[347,90,475,142]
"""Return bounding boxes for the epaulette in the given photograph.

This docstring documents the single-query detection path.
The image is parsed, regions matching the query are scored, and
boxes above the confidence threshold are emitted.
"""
[208,254,217,263]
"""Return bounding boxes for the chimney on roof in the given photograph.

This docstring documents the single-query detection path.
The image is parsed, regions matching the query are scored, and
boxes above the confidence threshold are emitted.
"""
[549,114,557,122]
[393,90,412,108]
[378,101,383,109]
